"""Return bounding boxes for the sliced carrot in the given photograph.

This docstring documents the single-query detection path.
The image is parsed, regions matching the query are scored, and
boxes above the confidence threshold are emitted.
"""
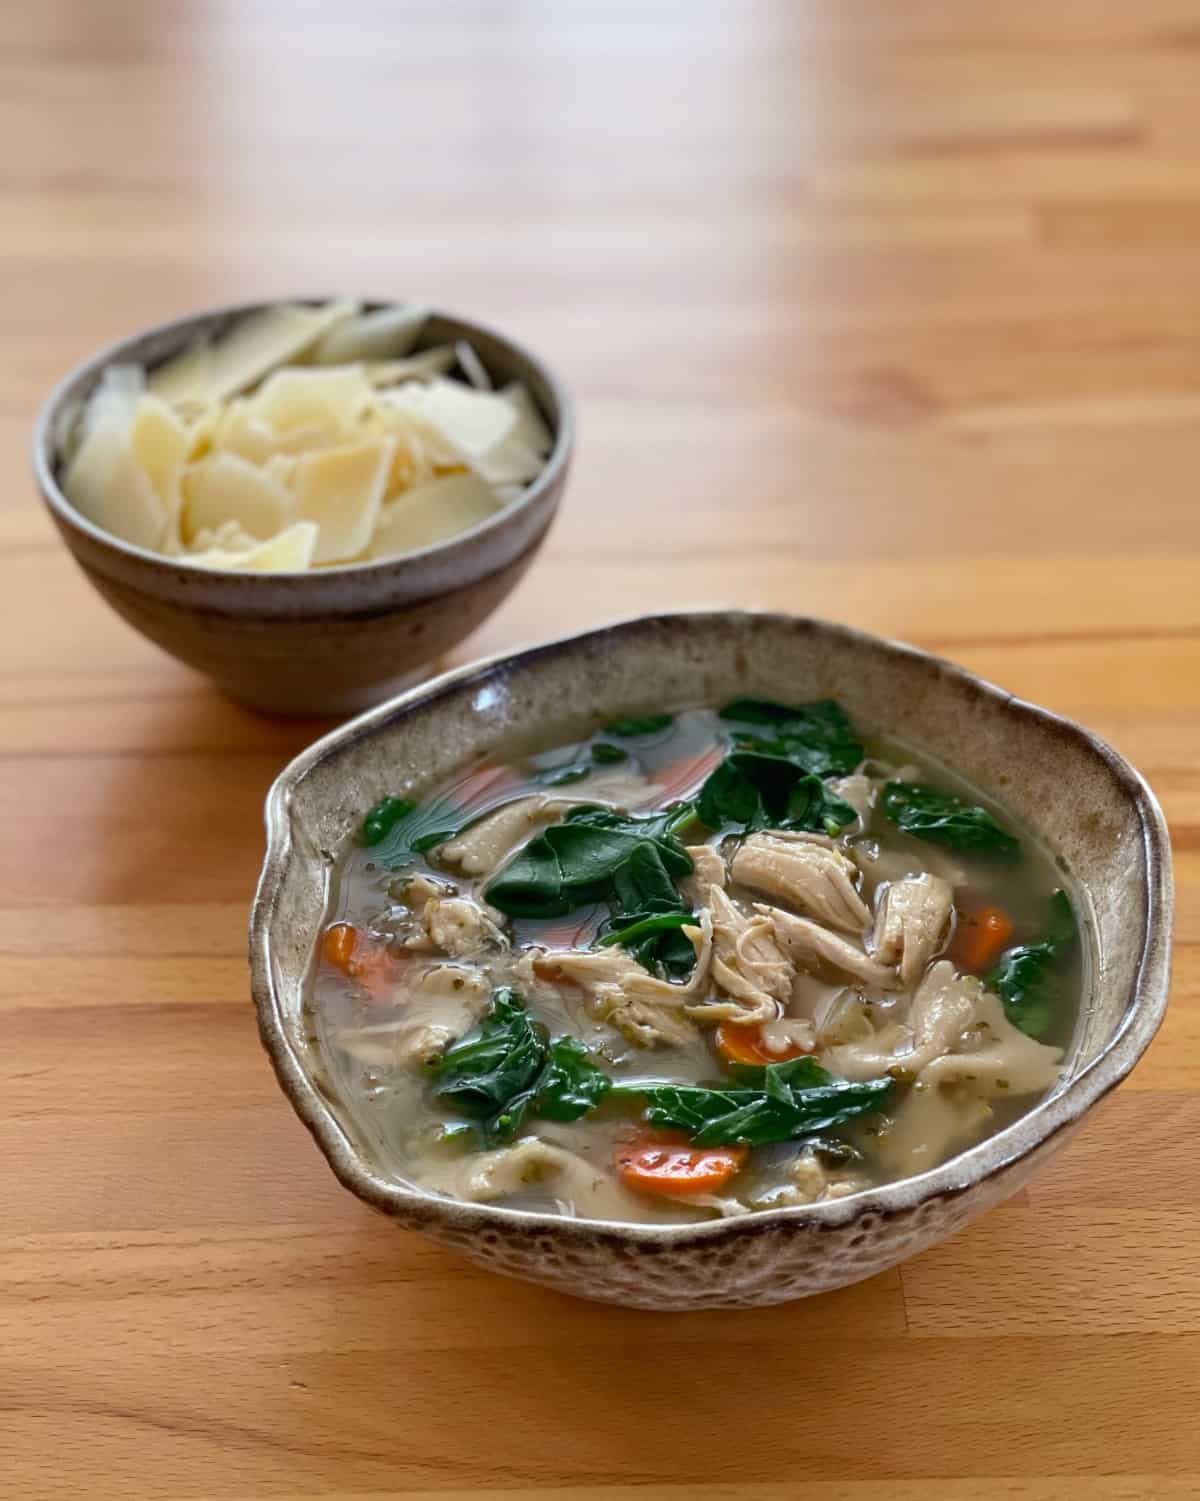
[715,1021,810,1067]
[321,922,359,975]
[321,922,404,999]
[615,1132,748,1198]
[949,904,1015,973]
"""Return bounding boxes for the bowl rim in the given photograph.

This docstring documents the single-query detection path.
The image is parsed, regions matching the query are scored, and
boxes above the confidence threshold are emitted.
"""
[249,609,1173,1245]
[30,295,575,581]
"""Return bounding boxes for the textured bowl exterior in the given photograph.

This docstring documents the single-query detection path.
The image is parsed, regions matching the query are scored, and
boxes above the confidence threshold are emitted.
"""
[250,611,1172,1309]
[31,301,573,715]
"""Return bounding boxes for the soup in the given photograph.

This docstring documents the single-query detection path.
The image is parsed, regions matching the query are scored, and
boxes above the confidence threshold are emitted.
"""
[307,699,1080,1223]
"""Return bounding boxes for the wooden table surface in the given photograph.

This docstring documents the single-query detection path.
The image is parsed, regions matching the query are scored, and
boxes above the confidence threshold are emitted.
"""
[3,3,1199,1497]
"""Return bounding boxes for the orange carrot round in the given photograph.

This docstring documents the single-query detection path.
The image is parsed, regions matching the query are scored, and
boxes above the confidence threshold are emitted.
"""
[615,1133,748,1197]
[321,922,359,975]
[949,904,1014,973]
[715,1021,810,1067]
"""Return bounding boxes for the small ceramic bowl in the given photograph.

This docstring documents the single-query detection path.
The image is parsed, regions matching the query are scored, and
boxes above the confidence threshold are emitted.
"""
[31,299,573,715]
[250,611,1172,1309]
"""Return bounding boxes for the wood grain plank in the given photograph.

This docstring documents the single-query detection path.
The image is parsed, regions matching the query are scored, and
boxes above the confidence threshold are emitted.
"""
[2,0,1197,1495]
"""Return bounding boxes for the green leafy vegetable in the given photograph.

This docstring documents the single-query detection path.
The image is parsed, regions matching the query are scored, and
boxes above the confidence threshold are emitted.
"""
[881,781,1021,858]
[591,741,629,764]
[598,910,695,949]
[361,796,416,847]
[486,805,698,977]
[987,889,1077,1038]
[431,989,547,1138]
[485,806,692,916]
[612,1055,892,1147]
[604,713,674,737]
[431,990,611,1142]
[533,1036,613,1121]
[696,752,857,836]
[718,697,864,777]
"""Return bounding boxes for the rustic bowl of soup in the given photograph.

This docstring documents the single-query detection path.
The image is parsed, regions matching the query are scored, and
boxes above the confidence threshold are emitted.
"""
[250,611,1171,1309]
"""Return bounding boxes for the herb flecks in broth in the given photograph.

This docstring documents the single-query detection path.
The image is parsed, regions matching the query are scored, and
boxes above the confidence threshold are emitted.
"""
[311,697,1077,1224]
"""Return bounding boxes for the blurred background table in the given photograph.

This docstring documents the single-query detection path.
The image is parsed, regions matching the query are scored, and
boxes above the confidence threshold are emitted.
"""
[2,3,1198,1497]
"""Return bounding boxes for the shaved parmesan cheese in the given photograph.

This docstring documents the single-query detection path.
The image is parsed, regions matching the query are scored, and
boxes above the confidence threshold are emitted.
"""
[187,520,319,573]
[130,395,189,503]
[190,519,259,553]
[63,422,165,552]
[369,472,500,559]
[147,338,213,406]
[251,365,373,436]
[500,381,553,454]
[364,345,457,387]
[310,303,428,365]
[151,302,358,407]
[62,367,165,551]
[388,378,516,458]
[181,452,291,543]
[291,437,394,564]
[185,404,221,460]
[474,434,544,486]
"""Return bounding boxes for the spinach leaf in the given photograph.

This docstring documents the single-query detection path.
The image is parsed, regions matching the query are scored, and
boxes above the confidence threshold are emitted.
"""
[613,1055,892,1147]
[881,781,1021,858]
[361,796,415,847]
[598,910,695,949]
[533,1036,613,1121]
[431,991,612,1142]
[718,697,863,778]
[485,806,693,919]
[604,713,674,737]
[431,988,548,1137]
[696,752,857,836]
[987,889,1077,1038]
[591,741,629,765]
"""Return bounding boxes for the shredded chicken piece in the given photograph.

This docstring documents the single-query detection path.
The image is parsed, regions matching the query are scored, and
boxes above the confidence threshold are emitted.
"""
[434,773,662,880]
[871,874,953,989]
[828,774,875,823]
[684,842,727,904]
[692,886,793,1024]
[334,964,489,1069]
[749,1149,869,1208]
[826,958,980,1081]
[400,872,457,906]
[421,897,507,959]
[535,912,714,1047]
[731,832,870,933]
[765,906,896,989]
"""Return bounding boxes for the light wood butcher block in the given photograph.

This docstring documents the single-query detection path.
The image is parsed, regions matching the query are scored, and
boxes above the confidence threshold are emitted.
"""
[1,2,1197,1497]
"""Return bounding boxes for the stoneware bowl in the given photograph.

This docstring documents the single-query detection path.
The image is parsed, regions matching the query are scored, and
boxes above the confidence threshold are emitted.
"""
[250,610,1172,1309]
[31,298,573,715]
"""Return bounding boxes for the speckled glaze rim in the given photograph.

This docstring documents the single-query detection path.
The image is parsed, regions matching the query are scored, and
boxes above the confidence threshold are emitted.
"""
[250,610,1172,1248]
[30,295,574,591]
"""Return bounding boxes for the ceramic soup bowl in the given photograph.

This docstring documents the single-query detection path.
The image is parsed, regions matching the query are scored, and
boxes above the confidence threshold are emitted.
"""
[250,611,1171,1309]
